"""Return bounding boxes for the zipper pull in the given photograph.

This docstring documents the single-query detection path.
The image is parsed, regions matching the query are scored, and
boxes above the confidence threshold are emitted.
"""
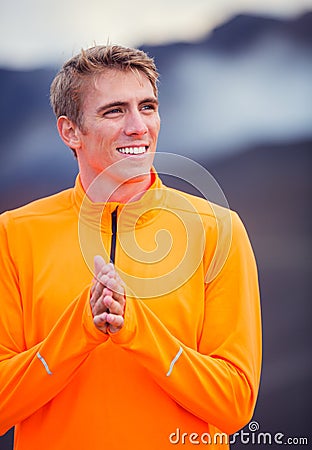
[110,207,118,264]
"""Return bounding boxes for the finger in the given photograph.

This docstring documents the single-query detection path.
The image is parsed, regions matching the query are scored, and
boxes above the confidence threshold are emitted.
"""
[93,311,109,333]
[103,294,123,316]
[90,271,120,314]
[106,313,124,333]
[90,281,105,309]
[98,263,123,285]
[92,288,112,316]
[111,291,126,312]
[94,271,115,293]
[94,255,114,273]
[94,262,115,282]
[105,277,125,297]
[91,273,113,302]
[94,255,106,275]
[104,282,125,314]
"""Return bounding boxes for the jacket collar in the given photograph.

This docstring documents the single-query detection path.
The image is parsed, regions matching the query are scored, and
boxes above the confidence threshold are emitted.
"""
[72,168,167,232]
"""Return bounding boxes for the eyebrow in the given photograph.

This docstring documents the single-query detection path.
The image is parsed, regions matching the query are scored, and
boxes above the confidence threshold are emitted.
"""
[96,97,159,114]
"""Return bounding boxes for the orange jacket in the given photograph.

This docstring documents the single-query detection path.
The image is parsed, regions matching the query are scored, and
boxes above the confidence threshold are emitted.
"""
[0,173,261,449]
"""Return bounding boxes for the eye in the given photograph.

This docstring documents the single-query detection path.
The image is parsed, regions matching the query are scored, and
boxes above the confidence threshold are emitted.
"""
[103,108,123,116]
[141,104,157,112]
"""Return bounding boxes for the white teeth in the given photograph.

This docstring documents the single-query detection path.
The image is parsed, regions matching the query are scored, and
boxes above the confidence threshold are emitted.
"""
[117,146,146,155]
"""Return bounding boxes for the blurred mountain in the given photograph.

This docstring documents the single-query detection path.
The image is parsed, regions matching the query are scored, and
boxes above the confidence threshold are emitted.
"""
[202,12,312,52]
[0,11,311,450]
[143,12,312,158]
[1,11,312,169]
[142,12,312,58]
[0,68,55,142]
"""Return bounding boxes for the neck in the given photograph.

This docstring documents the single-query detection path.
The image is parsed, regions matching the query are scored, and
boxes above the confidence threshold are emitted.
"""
[79,171,153,203]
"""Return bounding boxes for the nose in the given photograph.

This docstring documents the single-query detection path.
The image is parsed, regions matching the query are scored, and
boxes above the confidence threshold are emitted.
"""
[124,110,148,137]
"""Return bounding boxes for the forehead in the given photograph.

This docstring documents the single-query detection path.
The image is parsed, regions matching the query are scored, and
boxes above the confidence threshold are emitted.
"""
[82,69,156,106]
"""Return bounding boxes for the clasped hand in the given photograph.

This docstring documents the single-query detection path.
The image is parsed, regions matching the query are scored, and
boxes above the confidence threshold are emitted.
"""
[90,255,126,334]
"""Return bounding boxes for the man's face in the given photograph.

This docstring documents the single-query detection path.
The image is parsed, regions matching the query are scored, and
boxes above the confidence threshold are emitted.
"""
[74,69,160,185]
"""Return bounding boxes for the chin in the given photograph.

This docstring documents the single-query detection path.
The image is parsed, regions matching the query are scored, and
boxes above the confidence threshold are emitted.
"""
[120,165,152,184]
[116,154,154,179]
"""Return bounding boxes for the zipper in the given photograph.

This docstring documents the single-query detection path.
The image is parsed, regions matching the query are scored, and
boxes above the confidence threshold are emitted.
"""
[110,207,118,263]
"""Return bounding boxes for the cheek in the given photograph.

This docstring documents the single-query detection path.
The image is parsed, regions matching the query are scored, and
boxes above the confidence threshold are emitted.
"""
[102,124,123,142]
[151,116,161,137]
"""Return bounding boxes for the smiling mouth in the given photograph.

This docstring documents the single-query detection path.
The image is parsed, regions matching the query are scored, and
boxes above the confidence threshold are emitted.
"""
[116,146,148,155]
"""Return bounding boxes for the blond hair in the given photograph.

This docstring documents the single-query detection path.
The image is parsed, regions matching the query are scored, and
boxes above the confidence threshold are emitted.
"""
[50,45,159,130]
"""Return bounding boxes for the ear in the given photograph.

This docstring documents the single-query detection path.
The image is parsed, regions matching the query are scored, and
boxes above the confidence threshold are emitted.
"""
[57,116,82,151]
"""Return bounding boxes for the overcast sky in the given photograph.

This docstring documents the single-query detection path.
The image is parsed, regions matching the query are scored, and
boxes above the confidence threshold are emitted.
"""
[1,0,312,68]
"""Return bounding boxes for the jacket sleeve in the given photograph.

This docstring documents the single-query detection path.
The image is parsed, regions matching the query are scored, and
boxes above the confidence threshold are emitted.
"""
[0,215,107,435]
[109,212,262,435]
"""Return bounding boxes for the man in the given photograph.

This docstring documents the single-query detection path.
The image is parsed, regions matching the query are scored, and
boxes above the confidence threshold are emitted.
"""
[0,45,261,449]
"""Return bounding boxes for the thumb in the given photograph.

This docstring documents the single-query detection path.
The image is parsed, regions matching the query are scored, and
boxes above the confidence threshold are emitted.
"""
[94,255,106,276]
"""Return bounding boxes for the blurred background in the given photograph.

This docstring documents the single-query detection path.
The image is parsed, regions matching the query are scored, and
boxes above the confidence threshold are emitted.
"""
[0,0,311,448]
